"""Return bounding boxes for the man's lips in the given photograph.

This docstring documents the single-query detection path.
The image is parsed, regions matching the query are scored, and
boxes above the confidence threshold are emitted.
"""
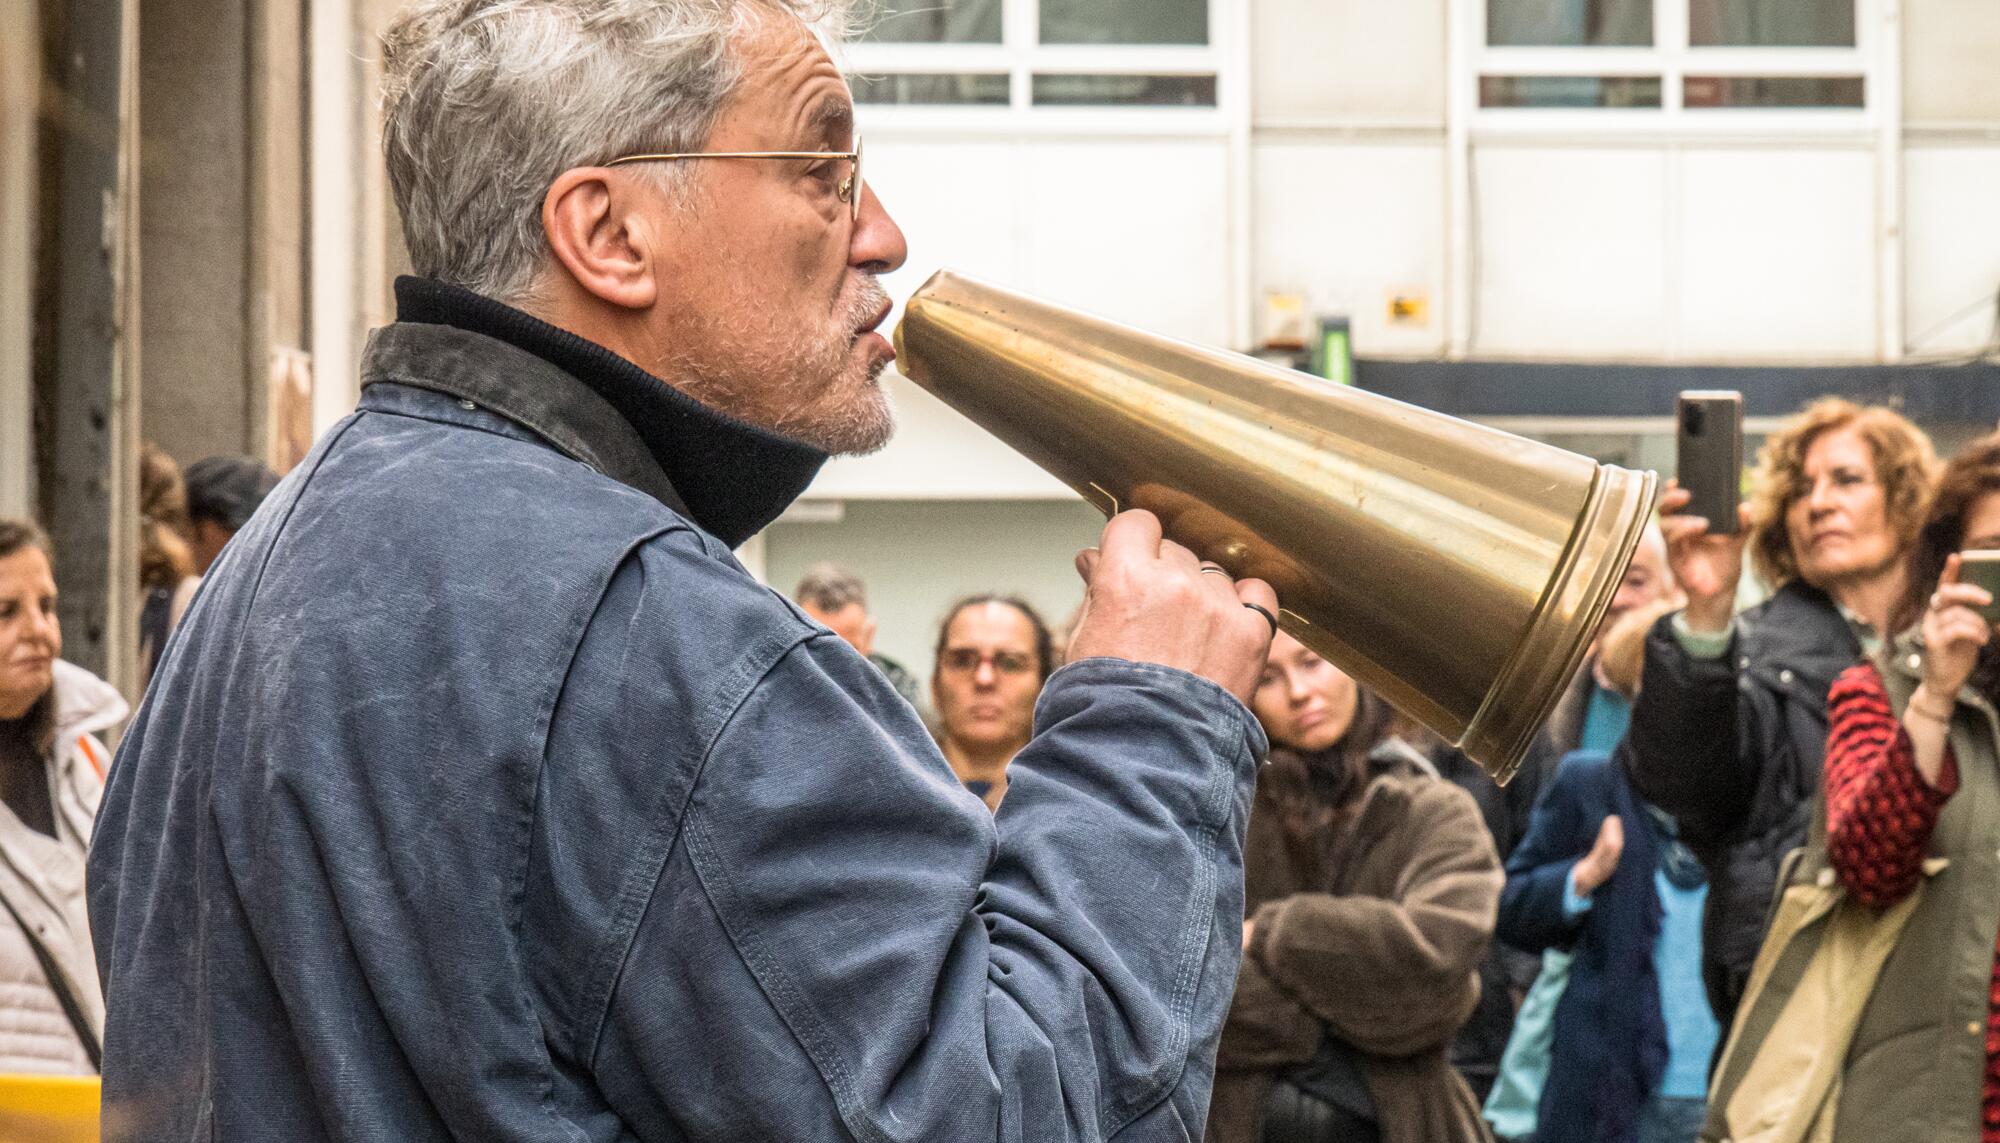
[857,299,892,336]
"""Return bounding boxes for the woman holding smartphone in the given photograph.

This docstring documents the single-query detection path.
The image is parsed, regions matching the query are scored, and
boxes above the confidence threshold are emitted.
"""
[1809,433,2000,1142]
[1626,399,1937,1033]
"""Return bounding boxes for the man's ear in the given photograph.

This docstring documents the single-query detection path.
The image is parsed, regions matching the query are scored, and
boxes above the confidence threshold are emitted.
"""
[858,616,878,657]
[542,168,660,311]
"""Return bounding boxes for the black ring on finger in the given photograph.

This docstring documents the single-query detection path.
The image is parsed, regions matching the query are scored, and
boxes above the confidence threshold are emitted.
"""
[1243,601,1278,637]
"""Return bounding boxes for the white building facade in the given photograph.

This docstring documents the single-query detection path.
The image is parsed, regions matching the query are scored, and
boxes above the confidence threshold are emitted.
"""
[761,0,2000,686]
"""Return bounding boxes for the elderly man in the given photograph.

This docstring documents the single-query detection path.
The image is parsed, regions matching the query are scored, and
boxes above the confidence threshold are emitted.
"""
[87,2,1276,1141]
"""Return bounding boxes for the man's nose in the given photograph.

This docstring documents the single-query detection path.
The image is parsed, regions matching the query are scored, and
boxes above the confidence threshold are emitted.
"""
[973,660,997,687]
[850,183,907,275]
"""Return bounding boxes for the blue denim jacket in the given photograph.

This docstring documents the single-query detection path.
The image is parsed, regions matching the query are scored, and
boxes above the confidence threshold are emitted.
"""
[89,318,1266,1141]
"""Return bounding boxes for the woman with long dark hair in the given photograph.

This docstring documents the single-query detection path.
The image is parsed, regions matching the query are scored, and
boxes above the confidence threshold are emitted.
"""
[0,518,124,1073]
[1799,433,2000,1141]
[1208,630,1501,1143]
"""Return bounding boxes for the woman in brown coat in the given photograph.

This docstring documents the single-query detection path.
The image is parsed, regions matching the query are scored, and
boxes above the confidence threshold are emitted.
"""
[1209,630,1502,1143]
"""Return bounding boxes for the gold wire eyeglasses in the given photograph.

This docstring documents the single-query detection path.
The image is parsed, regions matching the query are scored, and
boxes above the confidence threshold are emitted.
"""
[606,136,864,222]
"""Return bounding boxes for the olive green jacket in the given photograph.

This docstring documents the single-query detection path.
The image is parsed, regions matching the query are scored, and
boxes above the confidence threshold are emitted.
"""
[1704,631,1998,1142]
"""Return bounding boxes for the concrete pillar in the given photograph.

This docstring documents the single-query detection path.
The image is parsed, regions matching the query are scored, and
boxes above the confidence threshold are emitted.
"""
[41,0,143,694]
[0,0,37,519]
[138,0,312,472]
[137,0,251,464]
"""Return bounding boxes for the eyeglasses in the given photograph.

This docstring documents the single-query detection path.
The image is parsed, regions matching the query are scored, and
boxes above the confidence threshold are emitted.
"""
[606,136,864,222]
[939,648,1039,677]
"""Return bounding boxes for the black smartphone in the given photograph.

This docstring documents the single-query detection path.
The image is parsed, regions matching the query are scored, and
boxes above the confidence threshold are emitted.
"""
[1959,550,2000,624]
[1677,391,1744,536]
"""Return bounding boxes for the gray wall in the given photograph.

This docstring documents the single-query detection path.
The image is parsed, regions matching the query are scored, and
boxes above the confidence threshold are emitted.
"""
[138,0,309,468]
[763,499,1105,697]
[139,0,251,464]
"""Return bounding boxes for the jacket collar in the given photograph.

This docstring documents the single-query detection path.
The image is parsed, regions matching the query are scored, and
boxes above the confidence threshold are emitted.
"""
[1743,579,1864,684]
[366,277,828,548]
[51,660,126,744]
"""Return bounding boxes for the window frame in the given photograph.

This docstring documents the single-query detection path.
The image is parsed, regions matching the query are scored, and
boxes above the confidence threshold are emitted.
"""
[1467,0,1880,133]
[842,0,1231,130]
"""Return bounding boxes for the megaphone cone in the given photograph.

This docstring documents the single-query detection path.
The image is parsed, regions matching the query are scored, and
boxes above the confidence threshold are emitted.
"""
[894,271,1657,781]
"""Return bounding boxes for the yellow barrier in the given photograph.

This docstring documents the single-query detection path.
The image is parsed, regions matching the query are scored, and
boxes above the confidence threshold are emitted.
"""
[0,1075,98,1143]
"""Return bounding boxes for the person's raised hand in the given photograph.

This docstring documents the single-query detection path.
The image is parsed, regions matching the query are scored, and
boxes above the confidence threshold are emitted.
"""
[1571,815,1624,898]
[1066,510,1279,704]
[1918,554,1993,706]
[1658,480,1751,634]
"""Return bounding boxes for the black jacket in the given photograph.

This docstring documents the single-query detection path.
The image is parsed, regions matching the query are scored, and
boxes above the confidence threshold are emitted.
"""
[1620,581,1861,1029]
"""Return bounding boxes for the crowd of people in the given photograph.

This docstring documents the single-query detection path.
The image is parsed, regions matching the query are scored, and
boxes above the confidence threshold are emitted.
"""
[11,400,2000,1142]
[777,395,2000,1143]
[6,3,1998,1137]
[7,400,2000,1139]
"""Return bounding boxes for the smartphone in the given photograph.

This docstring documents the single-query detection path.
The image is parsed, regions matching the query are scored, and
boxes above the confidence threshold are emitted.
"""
[1677,391,1744,536]
[1959,550,2000,624]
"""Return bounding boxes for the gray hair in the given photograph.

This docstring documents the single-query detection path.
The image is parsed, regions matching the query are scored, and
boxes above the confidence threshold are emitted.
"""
[794,561,866,612]
[381,0,846,304]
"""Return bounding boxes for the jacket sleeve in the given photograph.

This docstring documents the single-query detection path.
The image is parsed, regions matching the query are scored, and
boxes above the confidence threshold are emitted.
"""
[1495,761,1590,954]
[592,622,1265,1143]
[1212,953,1323,1073]
[1622,612,1755,848]
[1823,664,1956,908]
[1244,785,1500,1058]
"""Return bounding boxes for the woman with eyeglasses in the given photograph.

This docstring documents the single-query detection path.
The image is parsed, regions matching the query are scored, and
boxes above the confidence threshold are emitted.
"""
[930,595,1055,812]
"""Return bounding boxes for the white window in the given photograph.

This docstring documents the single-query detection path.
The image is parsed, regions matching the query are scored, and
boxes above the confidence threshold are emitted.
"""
[1473,0,1870,118]
[843,0,1225,117]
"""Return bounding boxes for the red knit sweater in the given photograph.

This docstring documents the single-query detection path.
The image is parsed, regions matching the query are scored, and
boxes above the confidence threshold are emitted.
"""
[1825,664,2000,1141]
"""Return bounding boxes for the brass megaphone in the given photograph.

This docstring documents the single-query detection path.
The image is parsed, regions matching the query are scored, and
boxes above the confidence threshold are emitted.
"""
[894,272,1658,781]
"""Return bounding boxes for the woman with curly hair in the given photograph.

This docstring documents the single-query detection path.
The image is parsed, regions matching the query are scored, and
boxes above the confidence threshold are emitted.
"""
[1623,398,1937,1031]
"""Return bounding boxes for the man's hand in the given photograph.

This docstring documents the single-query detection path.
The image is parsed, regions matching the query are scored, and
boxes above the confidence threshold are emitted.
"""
[1658,480,1751,634]
[1571,816,1624,898]
[1066,510,1279,704]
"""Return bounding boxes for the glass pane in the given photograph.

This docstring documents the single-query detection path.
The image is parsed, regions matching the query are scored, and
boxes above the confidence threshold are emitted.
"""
[1487,0,1653,46]
[1690,0,1854,46]
[1031,74,1218,106]
[1039,0,1207,45]
[863,0,1002,43]
[1479,75,1663,108]
[852,74,1011,106]
[1683,75,1864,107]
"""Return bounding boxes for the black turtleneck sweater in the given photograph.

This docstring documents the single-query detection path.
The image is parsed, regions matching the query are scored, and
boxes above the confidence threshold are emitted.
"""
[394,276,828,548]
